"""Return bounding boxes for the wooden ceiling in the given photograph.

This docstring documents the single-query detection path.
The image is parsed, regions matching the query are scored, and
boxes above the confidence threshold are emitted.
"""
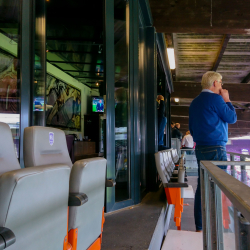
[149,0,250,137]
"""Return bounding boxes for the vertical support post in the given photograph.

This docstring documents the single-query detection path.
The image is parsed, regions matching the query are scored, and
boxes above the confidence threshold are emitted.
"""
[240,156,246,183]
[104,0,115,212]
[20,0,33,168]
[166,92,171,148]
[200,166,208,250]
[130,0,140,204]
[230,154,235,177]
[145,26,157,191]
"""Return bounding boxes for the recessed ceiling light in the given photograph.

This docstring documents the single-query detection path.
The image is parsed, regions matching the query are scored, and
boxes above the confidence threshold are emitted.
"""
[167,48,175,69]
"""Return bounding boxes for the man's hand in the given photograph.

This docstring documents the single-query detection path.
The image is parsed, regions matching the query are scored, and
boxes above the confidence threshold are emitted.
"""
[219,89,230,102]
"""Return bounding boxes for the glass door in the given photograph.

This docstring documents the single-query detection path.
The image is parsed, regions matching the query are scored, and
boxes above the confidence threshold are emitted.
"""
[0,0,21,158]
[114,0,130,202]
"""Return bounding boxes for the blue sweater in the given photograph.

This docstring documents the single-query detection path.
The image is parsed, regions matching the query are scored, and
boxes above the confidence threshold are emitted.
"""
[189,92,237,146]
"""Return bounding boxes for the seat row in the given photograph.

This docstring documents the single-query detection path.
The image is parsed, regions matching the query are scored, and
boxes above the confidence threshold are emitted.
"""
[155,149,188,230]
[0,123,113,250]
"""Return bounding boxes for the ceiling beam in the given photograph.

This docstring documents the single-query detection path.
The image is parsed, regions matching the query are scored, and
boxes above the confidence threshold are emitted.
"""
[48,61,103,65]
[241,72,250,83]
[47,50,102,54]
[171,106,250,121]
[212,35,231,71]
[172,82,250,103]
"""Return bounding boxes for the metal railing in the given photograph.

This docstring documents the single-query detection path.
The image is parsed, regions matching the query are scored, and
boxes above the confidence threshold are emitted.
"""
[200,160,250,250]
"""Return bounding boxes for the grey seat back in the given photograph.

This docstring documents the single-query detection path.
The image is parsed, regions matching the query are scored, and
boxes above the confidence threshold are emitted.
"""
[69,157,107,249]
[0,123,71,250]
[24,126,107,250]
[0,123,19,176]
[24,126,72,168]
[155,152,169,184]
[171,149,179,164]
[162,151,171,179]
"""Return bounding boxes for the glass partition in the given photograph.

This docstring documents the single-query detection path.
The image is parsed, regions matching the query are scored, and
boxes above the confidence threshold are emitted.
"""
[0,0,21,157]
[201,160,250,250]
[114,0,130,202]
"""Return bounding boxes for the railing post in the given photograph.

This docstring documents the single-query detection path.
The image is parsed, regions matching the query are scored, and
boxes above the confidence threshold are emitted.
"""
[200,165,208,250]
[215,185,224,250]
[230,154,235,177]
[234,208,250,250]
[209,180,218,250]
[240,156,246,184]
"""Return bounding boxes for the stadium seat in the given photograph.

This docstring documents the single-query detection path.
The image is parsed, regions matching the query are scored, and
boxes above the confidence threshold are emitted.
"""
[24,126,107,250]
[0,122,71,250]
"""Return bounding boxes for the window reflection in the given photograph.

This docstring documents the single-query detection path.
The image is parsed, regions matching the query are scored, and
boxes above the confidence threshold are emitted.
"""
[0,0,20,158]
[114,0,130,202]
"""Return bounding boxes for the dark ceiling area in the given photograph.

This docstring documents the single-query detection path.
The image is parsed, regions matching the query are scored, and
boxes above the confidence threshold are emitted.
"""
[149,0,250,138]
[46,0,104,89]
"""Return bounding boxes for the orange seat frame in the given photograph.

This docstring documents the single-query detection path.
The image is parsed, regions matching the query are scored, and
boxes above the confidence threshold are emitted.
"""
[64,207,105,250]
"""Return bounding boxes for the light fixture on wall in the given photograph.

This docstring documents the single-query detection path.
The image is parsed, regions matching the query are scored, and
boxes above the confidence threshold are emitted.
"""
[96,82,99,86]
[167,48,176,70]
[174,98,179,103]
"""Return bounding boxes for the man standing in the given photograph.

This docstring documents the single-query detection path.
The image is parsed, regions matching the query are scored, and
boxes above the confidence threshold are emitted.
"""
[172,123,182,139]
[157,95,167,151]
[189,71,237,232]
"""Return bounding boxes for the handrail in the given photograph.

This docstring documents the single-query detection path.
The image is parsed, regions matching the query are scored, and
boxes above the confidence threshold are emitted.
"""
[227,152,250,158]
[210,161,250,166]
[200,160,250,223]
[200,160,250,249]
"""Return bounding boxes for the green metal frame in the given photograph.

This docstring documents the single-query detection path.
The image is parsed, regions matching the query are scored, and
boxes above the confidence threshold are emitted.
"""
[105,0,141,212]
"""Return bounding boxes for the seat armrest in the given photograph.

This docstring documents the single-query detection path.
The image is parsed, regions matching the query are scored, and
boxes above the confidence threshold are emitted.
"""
[68,193,88,206]
[106,179,116,187]
[0,227,15,250]
[164,183,188,188]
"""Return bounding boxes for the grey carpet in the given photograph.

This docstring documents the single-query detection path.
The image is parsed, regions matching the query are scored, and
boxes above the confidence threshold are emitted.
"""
[102,187,166,250]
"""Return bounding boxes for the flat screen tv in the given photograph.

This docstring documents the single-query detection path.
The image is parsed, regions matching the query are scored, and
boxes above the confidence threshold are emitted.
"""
[92,97,104,113]
[33,97,44,111]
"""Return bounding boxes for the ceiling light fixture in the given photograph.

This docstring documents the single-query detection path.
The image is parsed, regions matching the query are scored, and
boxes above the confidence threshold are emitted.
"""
[167,48,176,69]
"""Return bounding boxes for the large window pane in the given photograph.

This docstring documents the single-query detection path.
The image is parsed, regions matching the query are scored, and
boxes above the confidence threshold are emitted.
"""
[114,0,130,202]
[0,0,21,157]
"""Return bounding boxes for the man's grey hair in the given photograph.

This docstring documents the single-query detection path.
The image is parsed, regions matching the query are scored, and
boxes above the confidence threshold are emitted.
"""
[201,71,222,89]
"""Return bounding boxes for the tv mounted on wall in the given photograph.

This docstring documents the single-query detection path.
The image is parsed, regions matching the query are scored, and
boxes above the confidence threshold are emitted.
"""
[92,96,104,113]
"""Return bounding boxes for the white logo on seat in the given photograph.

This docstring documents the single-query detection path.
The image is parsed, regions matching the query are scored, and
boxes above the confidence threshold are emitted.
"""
[49,132,54,146]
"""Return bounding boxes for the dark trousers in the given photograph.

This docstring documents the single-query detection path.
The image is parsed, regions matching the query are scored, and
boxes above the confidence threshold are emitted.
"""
[158,116,167,146]
[194,145,227,230]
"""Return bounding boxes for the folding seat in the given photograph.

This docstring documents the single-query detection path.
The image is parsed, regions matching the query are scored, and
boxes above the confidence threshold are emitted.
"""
[0,122,70,250]
[155,151,188,230]
[24,126,107,250]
